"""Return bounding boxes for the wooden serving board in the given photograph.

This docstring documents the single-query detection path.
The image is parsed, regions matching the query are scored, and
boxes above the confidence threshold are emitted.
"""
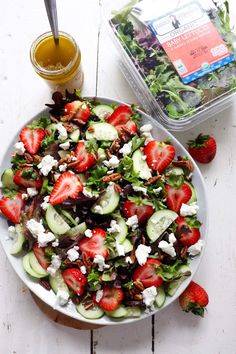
[30,291,104,330]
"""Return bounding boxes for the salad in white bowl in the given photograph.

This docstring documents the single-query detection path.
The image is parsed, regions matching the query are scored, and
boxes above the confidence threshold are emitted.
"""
[0,91,207,324]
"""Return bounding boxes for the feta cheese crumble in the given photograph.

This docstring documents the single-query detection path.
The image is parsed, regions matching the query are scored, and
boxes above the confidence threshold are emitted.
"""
[67,246,80,262]
[153,187,162,195]
[83,187,93,198]
[41,195,50,210]
[57,123,68,141]
[119,141,132,156]
[158,240,176,258]
[126,215,139,231]
[80,265,87,274]
[125,256,133,264]
[37,155,58,176]
[59,163,67,172]
[85,229,93,238]
[47,255,61,276]
[27,187,38,197]
[26,219,55,247]
[132,184,147,195]
[107,219,121,234]
[52,238,59,247]
[169,233,177,244]
[95,290,104,303]
[59,141,70,150]
[8,226,17,240]
[21,193,28,200]
[135,244,151,265]
[93,255,110,271]
[38,232,55,247]
[142,286,157,307]
[116,242,125,256]
[55,289,69,307]
[180,202,199,217]
[103,155,120,169]
[93,205,102,213]
[188,240,204,256]
[14,141,25,155]
[140,124,152,133]
[139,168,152,180]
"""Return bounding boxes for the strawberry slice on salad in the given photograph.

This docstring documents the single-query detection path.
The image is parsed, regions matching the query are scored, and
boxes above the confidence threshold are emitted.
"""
[132,259,163,288]
[49,171,83,205]
[144,140,175,173]
[0,193,24,224]
[74,141,97,172]
[32,243,50,270]
[106,105,137,135]
[165,183,192,214]
[79,228,108,259]
[123,198,154,224]
[13,167,43,190]
[20,127,45,155]
[176,216,201,246]
[62,268,87,295]
[64,101,91,124]
[93,286,124,312]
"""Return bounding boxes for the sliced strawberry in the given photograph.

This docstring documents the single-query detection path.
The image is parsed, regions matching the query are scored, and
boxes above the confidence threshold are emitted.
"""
[123,198,154,224]
[64,101,91,124]
[0,193,24,224]
[13,167,43,190]
[49,171,83,205]
[79,228,108,259]
[20,127,45,155]
[62,268,87,295]
[32,243,50,269]
[93,286,124,312]
[165,183,192,214]
[144,141,175,173]
[74,141,97,172]
[176,216,201,246]
[106,105,137,135]
[132,258,163,288]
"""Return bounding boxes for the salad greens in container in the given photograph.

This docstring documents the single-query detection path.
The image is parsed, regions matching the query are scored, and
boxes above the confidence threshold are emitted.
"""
[108,0,236,130]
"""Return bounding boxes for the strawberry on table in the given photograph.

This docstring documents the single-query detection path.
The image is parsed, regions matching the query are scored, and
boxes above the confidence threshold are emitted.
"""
[123,198,154,224]
[32,243,50,270]
[74,141,97,172]
[132,258,163,288]
[64,101,91,124]
[106,105,137,135]
[13,167,43,190]
[144,141,175,173]
[79,228,108,259]
[93,286,124,311]
[62,268,87,295]
[0,193,24,224]
[188,134,216,163]
[49,171,83,205]
[20,127,45,155]
[165,183,192,214]
[179,281,209,317]
[176,216,201,246]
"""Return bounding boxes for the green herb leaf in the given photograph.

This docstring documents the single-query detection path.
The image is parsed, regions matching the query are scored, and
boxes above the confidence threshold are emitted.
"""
[87,269,101,291]
[166,174,184,188]
[123,281,134,289]
[29,115,51,129]
[1,188,18,199]
[20,167,37,180]
[185,216,202,229]
[41,133,55,149]
[117,156,139,183]
[11,155,27,170]
[86,165,108,187]
[131,135,145,153]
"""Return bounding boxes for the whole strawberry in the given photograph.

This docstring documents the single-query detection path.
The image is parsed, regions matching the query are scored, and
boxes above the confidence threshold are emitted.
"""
[188,134,216,163]
[179,281,209,317]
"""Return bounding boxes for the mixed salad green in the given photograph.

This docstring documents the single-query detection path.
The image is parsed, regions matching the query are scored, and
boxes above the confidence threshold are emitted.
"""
[0,91,204,320]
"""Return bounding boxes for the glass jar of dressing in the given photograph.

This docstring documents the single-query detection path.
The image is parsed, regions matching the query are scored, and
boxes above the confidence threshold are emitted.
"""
[30,31,83,91]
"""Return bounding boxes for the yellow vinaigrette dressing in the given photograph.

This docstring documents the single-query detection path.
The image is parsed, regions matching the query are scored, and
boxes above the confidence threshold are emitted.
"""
[30,31,83,88]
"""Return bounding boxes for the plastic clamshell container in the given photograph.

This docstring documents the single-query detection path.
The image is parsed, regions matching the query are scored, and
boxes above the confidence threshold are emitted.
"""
[105,0,236,131]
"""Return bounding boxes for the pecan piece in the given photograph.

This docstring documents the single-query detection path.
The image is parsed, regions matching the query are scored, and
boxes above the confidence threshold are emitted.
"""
[87,126,95,133]
[114,183,123,193]
[134,280,145,291]
[109,139,121,154]
[102,173,122,183]
[180,246,188,258]
[39,279,51,291]
[144,175,161,185]
[134,293,143,301]
[84,301,95,310]
[63,124,74,133]
[24,152,34,163]
[173,159,194,172]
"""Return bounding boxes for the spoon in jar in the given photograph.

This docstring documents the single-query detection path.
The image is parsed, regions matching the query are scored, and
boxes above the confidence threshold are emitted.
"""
[44,0,59,44]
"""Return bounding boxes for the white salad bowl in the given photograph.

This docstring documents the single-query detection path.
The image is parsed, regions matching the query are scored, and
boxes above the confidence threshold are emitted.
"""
[0,96,208,325]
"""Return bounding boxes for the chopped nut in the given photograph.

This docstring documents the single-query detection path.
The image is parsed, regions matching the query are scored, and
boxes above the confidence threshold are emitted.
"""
[24,152,33,163]
[61,113,74,122]
[33,155,42,163]
[134,293,143,301]
[84,301,95,310]
[105,148,112,160]
[39,279,51,291]
[134,280,145,291]
[144,175,162,185]
[102,173,122,183]
[50,116,59,123]
[63,124,74,133]
[180,246,188,258]
[114,183,123,193]
[109,139,121,154]
[173,159,194,172]
[87,126,95,133]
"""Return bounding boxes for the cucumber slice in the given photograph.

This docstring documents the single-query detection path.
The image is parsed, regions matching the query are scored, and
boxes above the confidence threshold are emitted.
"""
[1,168,17,189]
[165,166,184,176]
[112,215,128,244]
[106,305,128,318]
[155,286,166,308]
[29,251,48,277]
[46,205,70,235]
[69,128,80,142]
[91,184,120,215]
[10,224,25,255]
[132,149,152,180]
[47,123,57,133]
[77,173,87,183]
[76,303,104,319]
[126,306,142,318]
[146,210,178,243]
[60,209,77,226]
[178,264,191,276]
[97,148,106,162]
[49,271,70,295]
[167,276,187,297]
[22,253,45,278]
[101,272,113,281]
[185,181,197,203]
[58,150,68,159]
[93,104,114,119]
[122,239,133,253]
[65,222,87,237]
[86,122,118,141]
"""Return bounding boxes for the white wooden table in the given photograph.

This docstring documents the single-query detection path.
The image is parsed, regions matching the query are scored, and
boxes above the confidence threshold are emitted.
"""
[0,1,236,353]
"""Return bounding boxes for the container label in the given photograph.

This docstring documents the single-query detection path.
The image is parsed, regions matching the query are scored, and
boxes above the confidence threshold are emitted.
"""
[147,1,234,83]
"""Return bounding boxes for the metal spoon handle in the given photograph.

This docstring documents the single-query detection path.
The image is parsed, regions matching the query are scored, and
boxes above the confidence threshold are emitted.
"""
[44,0,59,44]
